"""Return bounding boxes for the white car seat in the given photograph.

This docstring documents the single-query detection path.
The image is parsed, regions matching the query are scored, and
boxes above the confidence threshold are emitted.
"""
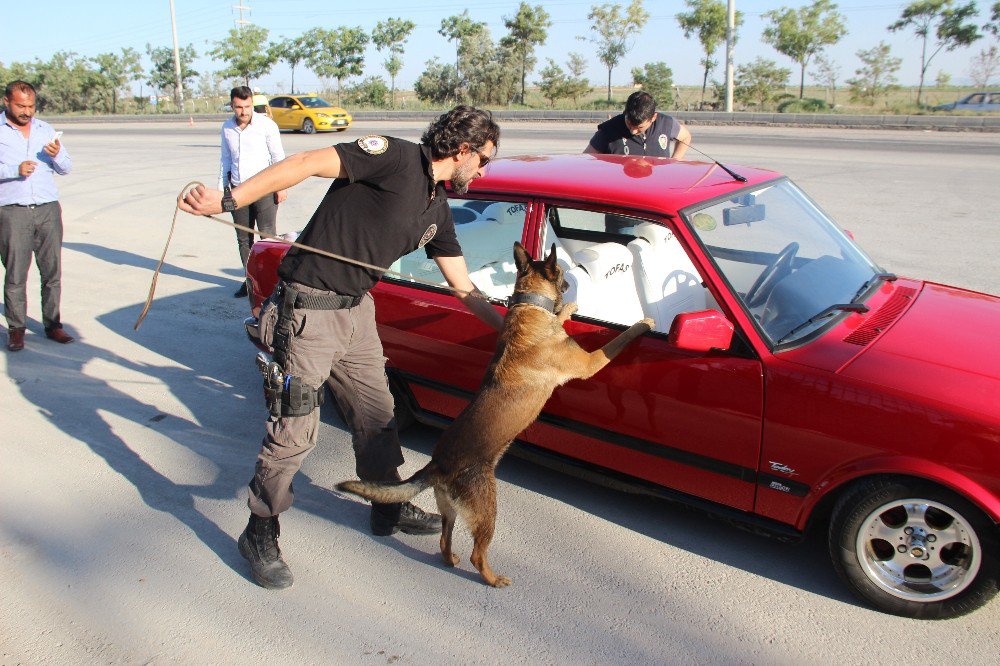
[564,242,645,325]
[626,222,707,332]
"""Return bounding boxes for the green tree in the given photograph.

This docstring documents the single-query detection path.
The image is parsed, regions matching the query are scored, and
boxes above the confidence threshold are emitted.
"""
[565,53,592,105]
[414,57,461,104]
[373,18,416,108]
[209,25,276,89]
[501,2,552,105]
[305,27,369,105]
[969,45,999,88]
[734,57,791,109]
[537,59,569,107]
[811,53,841,105]
[582,0,650,102]
[22,51,102,114]
[677,0,744,107]
[987,2,1000,35]
[91,47,142,114]
[889,0,982,107]
[631,62,674,107]
[344,76,389,107]
[275,35,312,94]
[145,43,198,109]
[461,28,519,105]
[847,42,902,106]
[762,0,847,99]
[936,69,953,86]
[439,11,486,73]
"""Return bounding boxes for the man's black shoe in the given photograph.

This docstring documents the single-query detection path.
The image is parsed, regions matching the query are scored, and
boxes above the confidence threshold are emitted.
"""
[234,283,249,298]
[238,514,294,589]
[371,501,442,536]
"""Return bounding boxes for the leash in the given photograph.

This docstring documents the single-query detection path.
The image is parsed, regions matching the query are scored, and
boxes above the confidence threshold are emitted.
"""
[135,181,484,330]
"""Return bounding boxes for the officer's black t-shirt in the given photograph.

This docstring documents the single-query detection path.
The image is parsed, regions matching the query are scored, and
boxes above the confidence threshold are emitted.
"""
[278,136,461,296]
[587,113,682,157]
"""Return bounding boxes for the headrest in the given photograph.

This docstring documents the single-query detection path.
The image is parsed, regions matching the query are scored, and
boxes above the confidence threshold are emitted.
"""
[480,201,528,224]
[632,222,675,246]
[573,242,634,280]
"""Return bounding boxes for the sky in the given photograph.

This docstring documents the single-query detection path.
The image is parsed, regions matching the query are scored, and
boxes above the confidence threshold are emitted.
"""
[2,0,998,98]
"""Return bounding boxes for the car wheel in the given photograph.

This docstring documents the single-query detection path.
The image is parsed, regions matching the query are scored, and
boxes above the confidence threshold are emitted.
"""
[829,476,999,619]
[302,118,315,134]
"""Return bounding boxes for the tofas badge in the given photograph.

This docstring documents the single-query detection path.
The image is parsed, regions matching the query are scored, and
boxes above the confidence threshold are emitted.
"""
[358,135,389,155]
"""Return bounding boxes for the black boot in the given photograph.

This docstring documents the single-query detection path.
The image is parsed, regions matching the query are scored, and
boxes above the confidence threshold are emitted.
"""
[238,514,294,589]
[370,502,443,536]
[234,282,249,298]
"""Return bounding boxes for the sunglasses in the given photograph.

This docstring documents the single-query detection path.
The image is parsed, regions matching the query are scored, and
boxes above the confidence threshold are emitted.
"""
[473,148,492,168]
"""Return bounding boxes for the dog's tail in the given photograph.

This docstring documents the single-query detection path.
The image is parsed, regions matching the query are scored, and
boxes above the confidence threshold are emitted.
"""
[336,464,435,504]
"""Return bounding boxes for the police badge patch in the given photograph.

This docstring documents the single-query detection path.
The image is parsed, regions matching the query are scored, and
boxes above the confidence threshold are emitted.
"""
[658,134,668,151]
[358,135,389,155]
[417,224,437,248]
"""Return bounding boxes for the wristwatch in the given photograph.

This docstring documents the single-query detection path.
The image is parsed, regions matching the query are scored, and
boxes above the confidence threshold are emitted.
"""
[221,186,237,213]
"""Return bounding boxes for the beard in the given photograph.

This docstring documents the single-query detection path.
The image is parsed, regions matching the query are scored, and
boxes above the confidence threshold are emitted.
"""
[450,158,479,195]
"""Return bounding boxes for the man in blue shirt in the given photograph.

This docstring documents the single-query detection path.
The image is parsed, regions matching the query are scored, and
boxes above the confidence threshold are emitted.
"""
[0,80,74,351]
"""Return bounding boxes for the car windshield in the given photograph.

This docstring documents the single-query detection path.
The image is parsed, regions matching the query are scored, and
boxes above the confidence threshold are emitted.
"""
[682,178,880,346]
[295,97,333,108]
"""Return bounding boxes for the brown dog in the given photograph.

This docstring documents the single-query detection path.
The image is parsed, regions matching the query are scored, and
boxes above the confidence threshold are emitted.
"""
[337,242,653,587]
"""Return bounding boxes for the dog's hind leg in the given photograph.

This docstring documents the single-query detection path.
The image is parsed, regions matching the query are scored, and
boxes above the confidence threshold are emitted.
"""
[466,476,510,588]
[435,487,460,567]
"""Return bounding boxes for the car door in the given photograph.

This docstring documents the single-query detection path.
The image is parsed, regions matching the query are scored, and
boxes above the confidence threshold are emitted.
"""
[373,196,530,416]
[523,202,765,511]
[269,97,290,129]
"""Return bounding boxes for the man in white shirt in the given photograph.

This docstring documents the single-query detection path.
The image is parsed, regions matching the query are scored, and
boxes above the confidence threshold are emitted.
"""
[220,86,286,297]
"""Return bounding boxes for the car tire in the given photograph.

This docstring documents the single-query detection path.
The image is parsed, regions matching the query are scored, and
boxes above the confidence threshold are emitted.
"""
[302,118,315,134]
[829,476,999,619]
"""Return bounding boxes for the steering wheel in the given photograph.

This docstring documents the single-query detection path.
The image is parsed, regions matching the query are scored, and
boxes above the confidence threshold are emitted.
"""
[745,242,799,308]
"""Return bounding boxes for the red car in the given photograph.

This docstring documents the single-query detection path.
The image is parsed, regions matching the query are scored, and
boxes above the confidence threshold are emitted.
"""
[244,153,999,619]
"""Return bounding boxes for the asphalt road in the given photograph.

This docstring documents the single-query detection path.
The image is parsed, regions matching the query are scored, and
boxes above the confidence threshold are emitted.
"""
[1,121,998,663]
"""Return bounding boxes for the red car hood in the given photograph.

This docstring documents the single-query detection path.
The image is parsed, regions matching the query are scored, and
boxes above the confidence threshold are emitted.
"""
[839,283,1000,418]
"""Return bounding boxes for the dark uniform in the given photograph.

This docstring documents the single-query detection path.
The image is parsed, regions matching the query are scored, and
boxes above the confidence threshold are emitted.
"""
[251,134,462,518]
[587,113,683,157]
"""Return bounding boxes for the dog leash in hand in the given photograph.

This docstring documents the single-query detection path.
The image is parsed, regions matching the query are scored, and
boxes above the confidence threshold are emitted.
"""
[134,181,485,330]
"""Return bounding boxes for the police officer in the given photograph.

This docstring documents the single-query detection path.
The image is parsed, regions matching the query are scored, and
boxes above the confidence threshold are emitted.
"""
[180,106,503,589]
[584,90,692,160]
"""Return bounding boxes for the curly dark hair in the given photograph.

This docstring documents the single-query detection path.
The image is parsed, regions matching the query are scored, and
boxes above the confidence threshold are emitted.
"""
[421,105,500,160]
[624,91,656,126]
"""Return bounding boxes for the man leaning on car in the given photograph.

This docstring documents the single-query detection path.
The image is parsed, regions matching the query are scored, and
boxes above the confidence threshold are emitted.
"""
[180,105,504,590]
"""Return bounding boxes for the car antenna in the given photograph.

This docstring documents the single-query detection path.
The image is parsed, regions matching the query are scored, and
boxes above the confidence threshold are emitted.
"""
[675,138,747,183]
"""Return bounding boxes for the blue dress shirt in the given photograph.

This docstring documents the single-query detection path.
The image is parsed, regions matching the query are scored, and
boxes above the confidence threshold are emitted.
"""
[0,115,72,206]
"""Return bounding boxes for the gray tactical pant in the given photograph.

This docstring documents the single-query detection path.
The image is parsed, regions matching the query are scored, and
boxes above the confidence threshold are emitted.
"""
[248,285,405,517]
[233,194,278,269]
[0,202,63,330]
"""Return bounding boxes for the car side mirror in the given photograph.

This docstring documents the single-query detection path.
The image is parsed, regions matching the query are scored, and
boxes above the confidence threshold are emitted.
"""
[668,310,734,352]
[290,104,301,110]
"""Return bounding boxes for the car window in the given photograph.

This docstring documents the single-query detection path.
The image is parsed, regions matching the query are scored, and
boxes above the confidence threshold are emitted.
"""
[387,198,528,300]
[966,94,985,104]
[296,97,332,108]
[543,206,716,331]
[269,97,288,109]
[684,179,877,344]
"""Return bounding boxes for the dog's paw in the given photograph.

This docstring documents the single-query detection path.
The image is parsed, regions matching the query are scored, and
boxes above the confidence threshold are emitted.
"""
[639,317,654,329]
[560,302,578,316]
[491,575,512,588]
[442,552,460,567]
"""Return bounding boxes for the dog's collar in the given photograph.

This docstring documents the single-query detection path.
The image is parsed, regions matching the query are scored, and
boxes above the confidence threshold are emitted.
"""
[507,291,557,313]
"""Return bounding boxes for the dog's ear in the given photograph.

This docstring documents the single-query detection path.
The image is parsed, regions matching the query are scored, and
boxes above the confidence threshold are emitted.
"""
[513,241,531,274]
[544,243,558,274]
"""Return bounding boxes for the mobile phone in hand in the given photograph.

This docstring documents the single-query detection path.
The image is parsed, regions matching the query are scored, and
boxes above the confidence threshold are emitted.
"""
[51,131,63,143]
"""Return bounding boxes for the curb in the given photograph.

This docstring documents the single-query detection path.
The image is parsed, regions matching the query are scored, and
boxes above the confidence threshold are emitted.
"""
[42,110,1000,132]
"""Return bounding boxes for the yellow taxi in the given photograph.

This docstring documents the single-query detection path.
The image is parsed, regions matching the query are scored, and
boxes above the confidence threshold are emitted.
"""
[267,94,352,133]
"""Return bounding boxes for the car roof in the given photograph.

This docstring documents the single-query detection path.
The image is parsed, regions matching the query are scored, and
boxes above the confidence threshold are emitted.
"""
[466,153,782,215]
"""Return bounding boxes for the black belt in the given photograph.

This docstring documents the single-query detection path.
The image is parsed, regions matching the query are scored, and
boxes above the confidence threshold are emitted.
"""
[3,202,55,209]
[282,283,362,310]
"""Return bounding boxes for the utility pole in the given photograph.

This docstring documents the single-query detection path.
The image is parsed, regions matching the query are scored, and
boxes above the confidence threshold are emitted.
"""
[725,0,735,113]
[169,0,184,112]
[232,3,251,27]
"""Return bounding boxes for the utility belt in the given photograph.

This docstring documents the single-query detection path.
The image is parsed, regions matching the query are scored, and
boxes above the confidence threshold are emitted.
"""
[256,281,360,418]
